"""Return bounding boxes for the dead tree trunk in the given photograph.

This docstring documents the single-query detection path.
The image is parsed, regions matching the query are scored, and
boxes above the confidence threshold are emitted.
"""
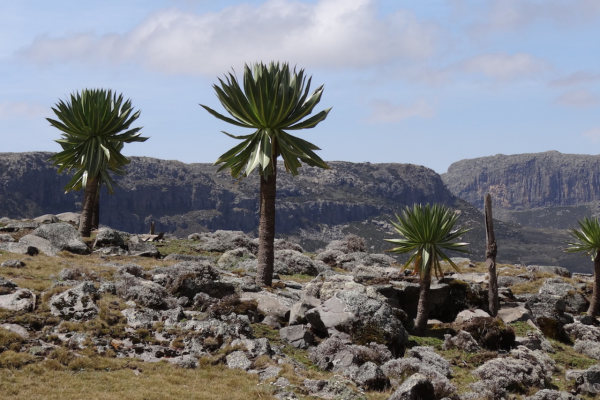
[485,193,499,317]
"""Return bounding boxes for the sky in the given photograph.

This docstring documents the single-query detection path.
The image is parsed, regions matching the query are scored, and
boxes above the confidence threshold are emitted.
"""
[1,0,600,173]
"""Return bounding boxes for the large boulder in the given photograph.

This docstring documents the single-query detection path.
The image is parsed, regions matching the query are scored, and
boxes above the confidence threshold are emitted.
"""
[30,223,89,255]
[152,261,234,300]
[524,389,578,400]
[0,242,39,256]
[279,325,315,349]
[335,252,396,271]
[195,231,256,253]
[274,249,319,276]
[325,234,366,254]
[49,282,99,321]
[538,277,588,314]
[306,290,408,354]
[128,242,159,257]
[289,295,321,325]
[387,373,435,400]
[55,212,81,225]
[564,321,600,342]
[527,265,571,278]
[93,228,125,248]
[566,364,600,395]
[525,294,574,340]
[0,288,35,312]
[573,340,600,360]
[240,291,295,321]
[217,248,255,270]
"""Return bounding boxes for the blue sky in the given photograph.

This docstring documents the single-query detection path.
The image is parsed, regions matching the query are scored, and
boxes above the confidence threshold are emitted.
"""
[1,0,599,173]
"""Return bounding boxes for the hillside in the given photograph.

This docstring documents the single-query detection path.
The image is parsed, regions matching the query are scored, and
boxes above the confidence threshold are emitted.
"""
[0,152,589,272]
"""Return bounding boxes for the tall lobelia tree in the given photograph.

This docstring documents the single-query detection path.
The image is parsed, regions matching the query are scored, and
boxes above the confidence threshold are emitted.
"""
[48,89,148,237]
[201,62,331,287]
[386,204,470,335]
[565,217,600,316]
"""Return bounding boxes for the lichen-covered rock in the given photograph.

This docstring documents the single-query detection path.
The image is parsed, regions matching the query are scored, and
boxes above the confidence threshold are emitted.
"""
[325,234,366,254]
[117,263,144,277]
[538,277,588,314]
[524,389,578,400]
[217,247,255,269]
[273,239,304,253]
[315,249,345,266]
[177,314,252,344]
[335,252,395,271]
[0,288,35,311]
[568,364,600,395]
[226,350,252,370]
[289,295,321,325]
[94,228,125,248]
[152,261,234,299]
[31,222,89,254]
[564,321,600,342]
[49,282,99,321]
[0,242,39,256]
[573,340,600,360]
[195,230,256,253]
[0,233,15,242]
[454,309,491,324]
[117,277,169,309]
[273,250,318,276]
[303,376,366,400]
[443,330,480,352]
[387,373,435,400]
[527,265,571,278]
[279,325,315,349]
[128,242,159,257]
[1,259,25,268]
[58,268,84,281]
[460,317,515,351]
[347,361,388,390]
[306,290,408,354]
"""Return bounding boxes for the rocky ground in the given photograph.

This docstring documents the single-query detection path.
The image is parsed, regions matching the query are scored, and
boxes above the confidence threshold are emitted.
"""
[0,215,599,399]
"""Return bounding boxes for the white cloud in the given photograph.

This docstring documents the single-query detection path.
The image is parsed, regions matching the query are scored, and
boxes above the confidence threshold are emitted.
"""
[550,71,600,87]
[461,52,547,80]
[367,99,434,123]
[479,0,600,31]
[553,89,600,107]
[583,128,600,143]
[0,101,48,120]
[19,0,439,75]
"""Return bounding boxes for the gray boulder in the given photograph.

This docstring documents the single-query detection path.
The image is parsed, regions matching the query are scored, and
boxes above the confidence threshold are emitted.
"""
[195,230,256,253]
[240,291,295,321]
[0,288,35,311]
[128,242,159,257]
[315,249,344,266]
[121,307,162,329]
[226,350,252,370]
[335,252,395,271]
[303,377,365,400]
[56,212,80,225]
[0,221,39,232]
[564,321,600,342]
[117,277,169,309]
[573,340,600,360]
[273,239,304,253]
[443,331,480,352]
[279,325,315,349]
[525,294,574,340]
[350,361,387,390]
[527,265,571,278]
[1,259,25,268]
[325,234,366,254]
[567,364,600,395]
[49,282,99,321]
[289,295,321,325]
[274,249,318,276]
[31,222,89,254]
[0,242,39,256]
[217,247,255,269]
[94,228,125,248]
[306,289,408,354]
[0,323,29,339]
[33,214,59,224]
[152,261,234,299]
[388,373,435,400]
[539,277,588,313]
[0,234,15,242]
[524,389,578,400]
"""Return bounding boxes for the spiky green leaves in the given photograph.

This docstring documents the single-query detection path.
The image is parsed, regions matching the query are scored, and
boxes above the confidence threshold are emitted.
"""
[385,204,470,279]
[566,217,600,261]
[47,89,148,193]
[201,62,331,178]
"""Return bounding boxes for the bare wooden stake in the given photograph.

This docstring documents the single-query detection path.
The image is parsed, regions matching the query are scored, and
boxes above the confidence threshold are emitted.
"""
[150,221,155,235]
[485,193,499,317]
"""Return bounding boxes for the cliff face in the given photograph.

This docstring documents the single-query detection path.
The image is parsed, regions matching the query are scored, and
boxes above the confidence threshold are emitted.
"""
[441,151,600,210]
[0,152,452,237]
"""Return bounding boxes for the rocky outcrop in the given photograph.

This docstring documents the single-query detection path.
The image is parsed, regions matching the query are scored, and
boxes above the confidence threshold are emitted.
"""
[442,151,600,210]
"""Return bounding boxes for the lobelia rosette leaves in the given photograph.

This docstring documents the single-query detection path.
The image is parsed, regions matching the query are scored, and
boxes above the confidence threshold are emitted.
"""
[47,89,148,193]
[200,62,331,178]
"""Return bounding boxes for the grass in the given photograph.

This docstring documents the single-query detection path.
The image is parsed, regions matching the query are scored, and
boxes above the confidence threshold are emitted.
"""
[280,274,316,284]
[154,239,218,258]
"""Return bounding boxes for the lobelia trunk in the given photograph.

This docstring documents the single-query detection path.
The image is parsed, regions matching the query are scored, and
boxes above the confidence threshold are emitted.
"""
[413,273,431,335]
[91,185,100,231]
[588,255,600,316]
[485,193,499,317]
[255,161,277,287]
[79,177,99,237]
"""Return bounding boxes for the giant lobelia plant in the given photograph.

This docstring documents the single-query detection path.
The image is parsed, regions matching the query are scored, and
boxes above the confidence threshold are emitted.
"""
[565,217,600,316]
[386,204,470,335]
[48,89,148,237]
[201,62,331,286]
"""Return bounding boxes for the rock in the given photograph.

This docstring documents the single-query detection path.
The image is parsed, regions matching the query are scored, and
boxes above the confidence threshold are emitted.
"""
[128,242,159,257]
[117,277,169,309]
[188,233,201,241]
[498,275,530,287]
[525,294,573,340]
[336,252,395,271]
[325,234,366,254]
[49,282,99,321]
[241,292,295,321]
[498,305,532,323]
[0,288,35,311]
[117,263,144,277]
[226,351,252,370]
[0,242,39,256]
[56,212,80,225]
[1,259,25,268]
[261,315,281,329]
[217,247,255,269]
[31,222,89,254]
[0,276,18,290]
[452,272,489,284]
[527,265,571,278]
[352,265,403,284]
[121,308,161,329]
[231,338,272,358]
[273,238,304,253]
[306,290,408,355]
[315,249,344,266]
[94,228,125,248]
[442,331,480,352]
[151,261,235,299]
[515,336,542,351]
[524,389,578,400]
[0,221,39,232]
[460,317,515,351]
[564,321,600,342]
[573,340,600,360]
[258,366,282,381]
[351,361,387,390]
[0,234,15,242]
[454,309,491,324]
[0,323,29,339]
[274,249,319,276]
[289,295,321,325]
[388,373,435,400]
[279,325,315,349]
[538,277,588,314]
[195,230,256,253]
[303,377,364,400]
[18,234,56,256]
[33,214,59,224]
[58,268,84,281]
[163,253,216,262]
[567,364,600,395]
